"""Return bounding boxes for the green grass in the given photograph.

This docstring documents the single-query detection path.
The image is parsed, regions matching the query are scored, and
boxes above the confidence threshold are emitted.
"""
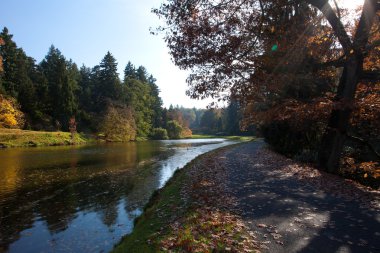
[136,136,149,142]
[190,134,254,141]
[0,128,93,148]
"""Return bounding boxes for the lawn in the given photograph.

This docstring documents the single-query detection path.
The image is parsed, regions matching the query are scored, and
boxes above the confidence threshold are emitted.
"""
[0,128,91,148]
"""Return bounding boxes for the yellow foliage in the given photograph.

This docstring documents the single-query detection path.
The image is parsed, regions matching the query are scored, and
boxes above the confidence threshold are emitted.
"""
[100,104,136,142]
[0,95,24,128]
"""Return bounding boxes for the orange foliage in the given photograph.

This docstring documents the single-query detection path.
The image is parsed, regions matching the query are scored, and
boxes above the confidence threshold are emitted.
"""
[242,97,333,131]
[180,127,192,138]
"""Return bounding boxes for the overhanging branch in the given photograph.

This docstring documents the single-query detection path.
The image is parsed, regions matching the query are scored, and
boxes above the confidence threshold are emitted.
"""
[306,0,353,55]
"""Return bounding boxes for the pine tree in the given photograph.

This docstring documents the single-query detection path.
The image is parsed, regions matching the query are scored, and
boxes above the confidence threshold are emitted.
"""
[123,61,136,81]
[136,66,147,83]
[40,45,77,129]
[94,52,122,109]
[0,27,19,97]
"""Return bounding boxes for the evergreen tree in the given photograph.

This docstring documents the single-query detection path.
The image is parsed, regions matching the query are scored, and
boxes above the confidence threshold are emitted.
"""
[93,52,122,110]
[40,45,77,129]
[78,65,93,111]
[124,78,154,136]
[147,74,163,128]
[136,66,147,83]
[0,27,19,97]
[225,100,241,135]
[123,61,136,81]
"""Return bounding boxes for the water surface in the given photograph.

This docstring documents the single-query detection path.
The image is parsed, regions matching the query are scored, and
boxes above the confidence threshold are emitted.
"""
[0,139,236,253]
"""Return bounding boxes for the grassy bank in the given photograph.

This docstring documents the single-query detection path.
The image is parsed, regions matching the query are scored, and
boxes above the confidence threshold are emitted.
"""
[112,142,259,253]
[0,128,93,148]
[113,164,187,253]
[190,134,254,141]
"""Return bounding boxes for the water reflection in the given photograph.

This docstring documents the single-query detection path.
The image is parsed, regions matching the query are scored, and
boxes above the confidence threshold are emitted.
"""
[0,139,234,253]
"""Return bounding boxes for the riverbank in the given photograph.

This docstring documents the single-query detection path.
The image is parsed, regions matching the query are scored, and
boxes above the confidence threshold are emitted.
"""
[113,140,380,253]
[0,129,254,149]
[0,128,93,148]
[189,134,254,141]
[112,142,260,253]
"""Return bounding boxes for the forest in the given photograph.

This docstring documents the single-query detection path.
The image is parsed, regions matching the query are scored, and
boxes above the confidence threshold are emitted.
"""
[0,27,250,142]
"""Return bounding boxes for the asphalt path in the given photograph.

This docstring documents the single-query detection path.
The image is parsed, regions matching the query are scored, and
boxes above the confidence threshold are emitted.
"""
[221,141,380,253]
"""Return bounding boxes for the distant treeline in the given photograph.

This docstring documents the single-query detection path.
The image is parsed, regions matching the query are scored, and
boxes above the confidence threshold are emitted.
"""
[166,104,253,136]
[0,27,250,140]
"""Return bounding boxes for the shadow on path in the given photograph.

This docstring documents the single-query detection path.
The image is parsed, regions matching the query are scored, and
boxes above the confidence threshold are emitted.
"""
[222,141,380,253]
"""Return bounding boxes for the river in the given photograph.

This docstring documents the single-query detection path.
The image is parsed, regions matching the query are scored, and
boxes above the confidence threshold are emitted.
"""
[0,139,237,253]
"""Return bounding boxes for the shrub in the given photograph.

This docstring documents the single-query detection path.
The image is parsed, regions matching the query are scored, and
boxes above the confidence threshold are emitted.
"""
[166,120,183,139]
[257,99,331,161]
[181,127,192,138]
[0,95,25,128]
[150,128,169,140]
[100,105,136,141]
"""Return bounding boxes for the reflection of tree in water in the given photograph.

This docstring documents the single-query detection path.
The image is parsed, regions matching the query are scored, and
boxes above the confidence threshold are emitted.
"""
[99,201,118,228]
[123,163,162,213]
[0,171,138,251]
[0,141,180,252]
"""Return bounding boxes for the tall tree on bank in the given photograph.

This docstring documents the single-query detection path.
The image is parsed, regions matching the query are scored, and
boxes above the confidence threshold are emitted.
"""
[94,52,122,110]
[155,0,380,173]
[40,46,78,129]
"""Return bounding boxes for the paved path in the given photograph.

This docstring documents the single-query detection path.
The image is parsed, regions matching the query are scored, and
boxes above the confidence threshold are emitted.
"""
[221,141,380,253]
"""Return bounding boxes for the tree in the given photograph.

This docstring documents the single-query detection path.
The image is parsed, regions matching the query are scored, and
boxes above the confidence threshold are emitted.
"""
[155,0,380,173]
[225,100,242,135]
[100,104,136,141]
[124,78,154,136]
[166,120,183,139]
[148,74,164,128]
[136,66,148,83]
[309,0,378,172]
[95,52,122,106]
[40,46,78,129]
[124,61,137,80]
[150,127,169,140]
[0,27,20,97]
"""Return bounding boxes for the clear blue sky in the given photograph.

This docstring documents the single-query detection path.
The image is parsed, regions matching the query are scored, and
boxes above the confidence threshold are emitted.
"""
[1,0,212,108]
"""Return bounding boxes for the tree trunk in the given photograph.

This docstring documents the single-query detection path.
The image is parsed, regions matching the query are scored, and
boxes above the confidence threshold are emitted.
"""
[316,0,377,173]
[318,56,361,173]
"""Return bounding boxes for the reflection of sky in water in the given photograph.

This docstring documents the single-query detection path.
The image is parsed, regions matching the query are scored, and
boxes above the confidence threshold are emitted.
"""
[9,200,141,253]
[158,140,236,188]
[0,139,236,253]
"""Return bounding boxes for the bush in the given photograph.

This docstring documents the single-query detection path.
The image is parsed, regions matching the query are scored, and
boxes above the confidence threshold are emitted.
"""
[258,99,330,161]
[181,127,192,138]
[0,95,25,128]
[166,120,182,139]
[100,105,136,142]
[261,119,323,161]
[150,128,169,140]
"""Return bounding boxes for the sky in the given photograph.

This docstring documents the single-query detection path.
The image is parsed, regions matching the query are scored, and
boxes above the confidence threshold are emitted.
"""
[1,0,212,108]
[1,0,363,108]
